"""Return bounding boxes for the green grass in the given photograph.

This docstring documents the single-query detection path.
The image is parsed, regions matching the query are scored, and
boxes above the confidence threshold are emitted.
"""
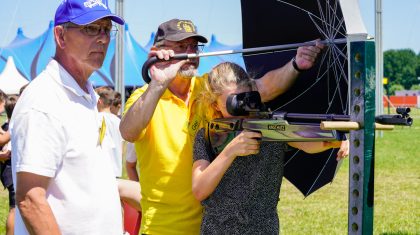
[279,109,420,235]
[1,110,419,234]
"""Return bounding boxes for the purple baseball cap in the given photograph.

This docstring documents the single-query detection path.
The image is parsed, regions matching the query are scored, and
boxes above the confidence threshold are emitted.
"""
[54,0,124,26]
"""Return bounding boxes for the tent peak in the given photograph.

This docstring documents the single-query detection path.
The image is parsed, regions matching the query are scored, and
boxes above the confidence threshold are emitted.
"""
[211,34,217,41]
[0,56,29,95]
[17,27,23,35]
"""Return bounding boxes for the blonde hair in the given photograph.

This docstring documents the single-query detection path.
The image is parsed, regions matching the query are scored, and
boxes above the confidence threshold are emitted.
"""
[198,62,255,122]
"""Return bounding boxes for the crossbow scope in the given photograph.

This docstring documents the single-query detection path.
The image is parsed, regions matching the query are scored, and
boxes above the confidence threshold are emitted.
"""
[375,107,413,126]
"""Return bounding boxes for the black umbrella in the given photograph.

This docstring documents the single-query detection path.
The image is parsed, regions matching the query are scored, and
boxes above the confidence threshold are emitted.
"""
[240,0,352,196]
[283,148,344,197]
[140,0,364,196]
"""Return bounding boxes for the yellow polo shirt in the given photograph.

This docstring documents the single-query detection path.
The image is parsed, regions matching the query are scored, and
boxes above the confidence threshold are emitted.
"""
[124,75,207,235]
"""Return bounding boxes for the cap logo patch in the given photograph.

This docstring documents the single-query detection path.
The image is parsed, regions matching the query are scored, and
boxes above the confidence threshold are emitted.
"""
[84,0,107,9]
[177,21,195,33]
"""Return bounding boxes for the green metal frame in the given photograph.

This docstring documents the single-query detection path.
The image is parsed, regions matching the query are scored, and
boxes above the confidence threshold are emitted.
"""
[348,41,376,235]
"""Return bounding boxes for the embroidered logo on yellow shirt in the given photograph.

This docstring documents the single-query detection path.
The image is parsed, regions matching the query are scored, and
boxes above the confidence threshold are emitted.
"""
[99,117,106,146]
[188,114,202,137]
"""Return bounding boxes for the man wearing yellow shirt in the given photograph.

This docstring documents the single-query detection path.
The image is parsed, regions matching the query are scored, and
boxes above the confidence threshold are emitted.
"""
[120,18,323,234]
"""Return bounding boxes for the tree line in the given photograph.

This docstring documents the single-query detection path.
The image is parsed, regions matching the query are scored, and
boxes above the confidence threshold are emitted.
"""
[384,49,420,95]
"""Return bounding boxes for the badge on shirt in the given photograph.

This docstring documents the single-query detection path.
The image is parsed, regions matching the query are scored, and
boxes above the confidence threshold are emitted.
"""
[99,117,106,146]
[188,114,201,137]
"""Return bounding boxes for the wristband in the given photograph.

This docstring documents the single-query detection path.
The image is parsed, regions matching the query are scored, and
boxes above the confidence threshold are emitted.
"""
[292,57,305,72]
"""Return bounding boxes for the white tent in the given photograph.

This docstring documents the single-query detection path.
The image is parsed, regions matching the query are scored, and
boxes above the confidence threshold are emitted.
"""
[0,56,29,95]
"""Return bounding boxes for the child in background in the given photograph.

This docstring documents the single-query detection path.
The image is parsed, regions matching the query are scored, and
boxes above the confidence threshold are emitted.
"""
[96,86,124,178]
[0,94,18,235]
[110,91,122,118]
[192,62,348,234]
[0,90,8,146]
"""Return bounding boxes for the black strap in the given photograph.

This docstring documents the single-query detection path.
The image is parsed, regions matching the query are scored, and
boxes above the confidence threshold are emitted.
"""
[292,57,305,72]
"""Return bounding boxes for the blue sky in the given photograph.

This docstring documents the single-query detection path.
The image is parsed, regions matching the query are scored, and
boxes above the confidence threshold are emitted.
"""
[0,0,419,53]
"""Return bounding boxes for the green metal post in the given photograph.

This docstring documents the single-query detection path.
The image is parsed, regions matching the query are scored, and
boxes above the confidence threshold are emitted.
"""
[348,41,376,235]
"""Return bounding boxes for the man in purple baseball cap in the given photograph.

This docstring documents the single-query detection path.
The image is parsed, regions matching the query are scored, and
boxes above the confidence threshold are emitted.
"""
[54,0,124,26]
[11,0,125,234]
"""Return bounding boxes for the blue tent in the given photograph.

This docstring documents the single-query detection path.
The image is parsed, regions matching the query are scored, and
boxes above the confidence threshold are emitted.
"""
[0,24,49,80]
[33,21,56,78]
[143,32,155,52]
[104,24,147,87]
[10,28,31,45]
[121,24,147,87]
[0,23,244,87]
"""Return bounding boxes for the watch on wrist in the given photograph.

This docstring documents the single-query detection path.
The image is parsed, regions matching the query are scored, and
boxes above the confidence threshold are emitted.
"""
[292,57,305,73]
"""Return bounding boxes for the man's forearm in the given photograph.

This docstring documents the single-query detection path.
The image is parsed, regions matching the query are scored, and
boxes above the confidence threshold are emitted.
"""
[257,43,323,102]
[16,172,61,235]
[19,199,61,235]
[120,80,167,142]
[257,60,299,102]
[17,188,61,235]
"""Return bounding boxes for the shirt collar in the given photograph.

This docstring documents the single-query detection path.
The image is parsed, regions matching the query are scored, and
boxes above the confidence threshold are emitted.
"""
[46,59,97,103]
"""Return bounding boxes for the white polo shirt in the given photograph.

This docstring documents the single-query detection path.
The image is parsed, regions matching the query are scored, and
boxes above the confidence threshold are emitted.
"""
[11,60,123,235]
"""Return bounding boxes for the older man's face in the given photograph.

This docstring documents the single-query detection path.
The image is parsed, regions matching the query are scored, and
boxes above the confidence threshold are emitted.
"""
[62,18,112,71]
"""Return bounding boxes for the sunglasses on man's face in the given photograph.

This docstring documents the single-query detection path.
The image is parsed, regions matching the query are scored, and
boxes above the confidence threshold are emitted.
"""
[64,23,118,37]
[159,43,205,53]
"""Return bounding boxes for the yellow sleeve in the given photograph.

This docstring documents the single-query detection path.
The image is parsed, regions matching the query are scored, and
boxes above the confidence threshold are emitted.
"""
[123,86,147,115]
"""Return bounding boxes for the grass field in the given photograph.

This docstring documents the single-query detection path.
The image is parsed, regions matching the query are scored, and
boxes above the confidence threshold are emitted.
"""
[279,109,420,235]
[1,111,419,234]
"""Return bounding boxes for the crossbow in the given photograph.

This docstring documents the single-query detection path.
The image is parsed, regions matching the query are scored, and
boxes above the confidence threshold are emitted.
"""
[205,91,413,156]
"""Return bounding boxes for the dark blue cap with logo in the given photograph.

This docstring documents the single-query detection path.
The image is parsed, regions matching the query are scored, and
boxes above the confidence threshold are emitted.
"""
[54,0,124,26]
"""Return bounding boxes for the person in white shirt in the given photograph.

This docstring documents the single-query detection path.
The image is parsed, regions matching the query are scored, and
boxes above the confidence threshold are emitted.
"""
[10,0,125,234]
[96,86,123,177]
[0,94,17,235]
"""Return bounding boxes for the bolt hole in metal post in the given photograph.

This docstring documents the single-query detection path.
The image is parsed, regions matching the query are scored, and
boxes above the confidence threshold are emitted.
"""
[352,189,359,197]
[353,155,360,164]
[355,53,362,62]
[353,173,360,181]
[352,223,359,231]
[354,88,361,96]
[354,71,362,79]
[353,105,360,114]
[353,139,360,147]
